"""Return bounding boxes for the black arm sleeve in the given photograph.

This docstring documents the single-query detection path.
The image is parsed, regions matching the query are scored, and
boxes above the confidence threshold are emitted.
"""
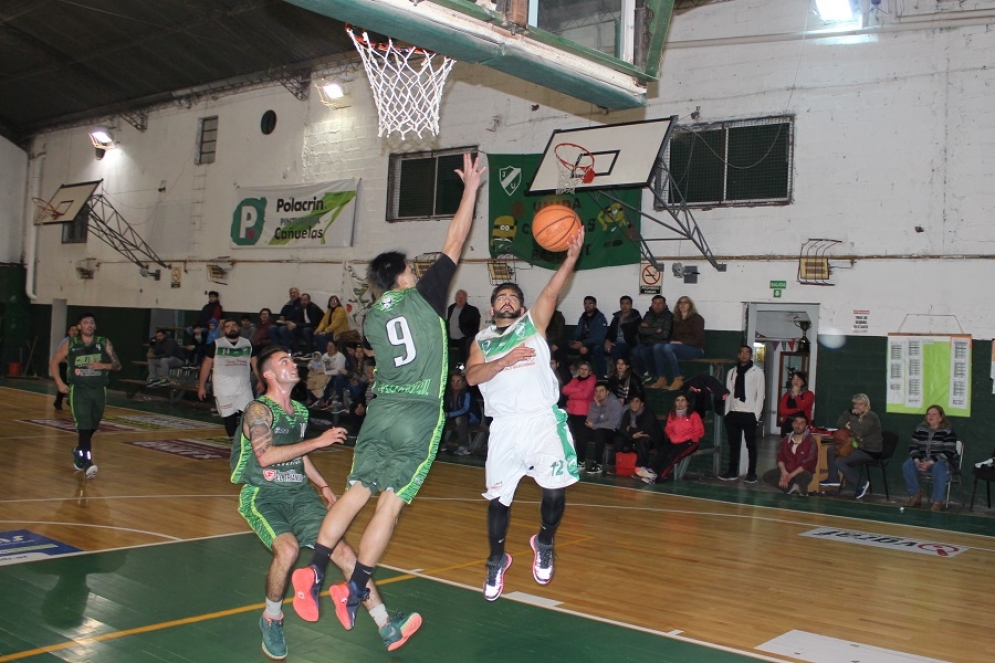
[416,254,457,318]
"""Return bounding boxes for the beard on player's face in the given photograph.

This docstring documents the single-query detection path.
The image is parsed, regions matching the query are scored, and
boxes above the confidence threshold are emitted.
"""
[225,329,240,339]
[493,306,521,320]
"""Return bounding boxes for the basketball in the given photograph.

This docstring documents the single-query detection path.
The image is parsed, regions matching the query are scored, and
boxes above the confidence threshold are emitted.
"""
[532,204,581,252]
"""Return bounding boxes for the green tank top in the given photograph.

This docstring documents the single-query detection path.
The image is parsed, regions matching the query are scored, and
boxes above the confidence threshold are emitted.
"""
[229,396,310,488]
[66,336,111,388]
[365,287,448,402]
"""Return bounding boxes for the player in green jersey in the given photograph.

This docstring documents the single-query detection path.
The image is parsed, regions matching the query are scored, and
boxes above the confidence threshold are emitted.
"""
[234,346,421,659]
[291,152,486,632]
[49,313,121,479]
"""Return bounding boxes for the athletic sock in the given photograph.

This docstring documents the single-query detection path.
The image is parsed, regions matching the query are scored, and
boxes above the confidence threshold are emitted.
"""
[538,488,565,547]
[487,499,511,561]
[264,598,282,620]
[309,543,334,578]
[368,603,388,628]
[349,562,374,591]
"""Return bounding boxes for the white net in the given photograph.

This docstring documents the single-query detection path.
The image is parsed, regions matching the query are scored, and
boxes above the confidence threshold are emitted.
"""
[348,27,457,140]
[553,143,594,194]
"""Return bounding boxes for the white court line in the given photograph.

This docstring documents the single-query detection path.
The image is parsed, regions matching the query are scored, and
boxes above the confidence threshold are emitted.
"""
[503,591,563,608]
[758,630,951,663]
[0,520,182,541]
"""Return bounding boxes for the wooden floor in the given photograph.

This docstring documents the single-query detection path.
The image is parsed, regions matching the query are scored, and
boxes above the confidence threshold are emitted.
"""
[1,383,994,662]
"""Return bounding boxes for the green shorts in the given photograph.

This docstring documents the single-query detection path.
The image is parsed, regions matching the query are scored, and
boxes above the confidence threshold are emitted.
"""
[238,484,326,549]
[349,396,445,504]
[69,386,106,430]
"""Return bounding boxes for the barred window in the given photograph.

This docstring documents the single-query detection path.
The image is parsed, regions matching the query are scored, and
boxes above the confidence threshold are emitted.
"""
[661,116,793,208]
[387,147,477,221]
[196,116,219,165]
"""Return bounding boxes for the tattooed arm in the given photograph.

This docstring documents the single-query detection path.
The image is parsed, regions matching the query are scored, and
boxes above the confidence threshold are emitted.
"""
[89,339,123,372]
[243,401,347,466]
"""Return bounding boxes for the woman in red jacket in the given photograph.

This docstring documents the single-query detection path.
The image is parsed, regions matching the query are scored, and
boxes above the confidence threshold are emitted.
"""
[639,394,705,483]
[561,361,596,467]
[777,371,814,437]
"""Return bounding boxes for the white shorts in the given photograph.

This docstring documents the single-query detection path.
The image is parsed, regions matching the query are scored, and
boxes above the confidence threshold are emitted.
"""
[215,387,253,419]
[483,406,579,506]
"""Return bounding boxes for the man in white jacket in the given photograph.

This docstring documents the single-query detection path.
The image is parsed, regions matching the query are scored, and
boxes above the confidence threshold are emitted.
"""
[720,345,765,483]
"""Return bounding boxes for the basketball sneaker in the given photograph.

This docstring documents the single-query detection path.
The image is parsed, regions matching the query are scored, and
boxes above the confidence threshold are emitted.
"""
[259,613,287,660]
[483,553,512,601]
[379,611,423,652]
[84,461,98,479]
[290,565,323,622]
[329,580,369,631]
[529,535,554,585]
[72,447,85,471]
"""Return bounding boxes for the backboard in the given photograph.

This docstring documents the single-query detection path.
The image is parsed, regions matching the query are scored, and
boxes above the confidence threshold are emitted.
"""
[284,0,676,110]
[528,118,673,194]
[34,180,101,225]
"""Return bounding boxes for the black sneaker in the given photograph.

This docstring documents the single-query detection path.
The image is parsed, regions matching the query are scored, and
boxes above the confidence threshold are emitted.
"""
[744,473,758,484]
[586,463,602,475]
[718,472,739,481]
[72,447,85,471]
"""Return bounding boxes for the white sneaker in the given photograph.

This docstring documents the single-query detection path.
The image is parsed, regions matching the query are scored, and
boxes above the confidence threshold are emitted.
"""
[483,554,512,601]
[786,483,800,495]
[529,535,553,585]
[635,467,652,479]
[454,447,471,456]
[975,458,995,469]
[85,463,99,479]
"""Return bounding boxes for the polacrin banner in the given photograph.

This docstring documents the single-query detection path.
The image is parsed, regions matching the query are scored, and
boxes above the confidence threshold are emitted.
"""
[230,179,359,249]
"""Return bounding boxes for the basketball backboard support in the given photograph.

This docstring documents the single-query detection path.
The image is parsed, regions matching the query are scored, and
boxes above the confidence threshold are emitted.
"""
[34,180,101,225]
[283,0,676,110]
[528,116,727,272]
[528,118,673,194]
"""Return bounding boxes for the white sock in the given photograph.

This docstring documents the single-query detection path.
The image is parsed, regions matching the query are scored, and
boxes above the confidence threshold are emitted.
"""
[369,603,388,628]
[264,598,283,620]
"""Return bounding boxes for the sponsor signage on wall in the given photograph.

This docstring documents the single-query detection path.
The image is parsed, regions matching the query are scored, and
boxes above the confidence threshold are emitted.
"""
[231,179,359,249]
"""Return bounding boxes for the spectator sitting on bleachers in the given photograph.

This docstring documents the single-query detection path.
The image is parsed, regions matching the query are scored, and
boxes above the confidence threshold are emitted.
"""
[193,318,221,366]
[319,341,349,410]
[631,295,673,390]
[239,314,256,341]
[569,296,608,377]
[305,352,329,407]
[269,287,304,353]
[188,291,222,346]
[640,394,705,484]
[582,380,624,475]
[562,361,596,470]
[313,295,350,352]
[607,356,641,405]
[762,412,818,496]
[613,393,661,478]
[604,295,641,364]
[546,308,572,385]
[654,295,705,392]
[297,293,325,352]
[442,373,481,456]
[250,308,275,354]
[349,362,376,432]
[146,328,186,387]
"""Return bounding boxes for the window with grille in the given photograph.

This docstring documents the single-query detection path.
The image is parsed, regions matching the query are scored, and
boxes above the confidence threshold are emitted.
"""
[387,147,477,221]
[61,204,89,244]
[661,116,793,208]
[196,116,219,165]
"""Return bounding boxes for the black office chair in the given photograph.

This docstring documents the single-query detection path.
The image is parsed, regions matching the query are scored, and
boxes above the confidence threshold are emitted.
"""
[855,430,900,501]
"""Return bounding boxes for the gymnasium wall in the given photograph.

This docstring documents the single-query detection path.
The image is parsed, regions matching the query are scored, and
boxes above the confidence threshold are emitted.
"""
[0,135,27,264]
[12,1,995,443]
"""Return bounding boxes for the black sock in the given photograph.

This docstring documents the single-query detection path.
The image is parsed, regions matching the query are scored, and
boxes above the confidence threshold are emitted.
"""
[487,499,511,561]
[223,413,240,438]
[349,562,374,590]
[538,488,565,547]
[78,429,95,455]
[309,543,333,579]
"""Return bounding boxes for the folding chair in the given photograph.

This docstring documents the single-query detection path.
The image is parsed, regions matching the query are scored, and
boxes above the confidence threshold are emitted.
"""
[853,431,899,501]
[918,440,964,508]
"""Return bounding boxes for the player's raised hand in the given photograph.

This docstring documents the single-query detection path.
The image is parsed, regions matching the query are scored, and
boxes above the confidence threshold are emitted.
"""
[455,152,486,192]
[566,225,586,259]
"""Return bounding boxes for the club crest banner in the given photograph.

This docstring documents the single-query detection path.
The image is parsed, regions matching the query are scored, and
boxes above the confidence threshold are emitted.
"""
[488,154,641,271]
[231,179,359,249]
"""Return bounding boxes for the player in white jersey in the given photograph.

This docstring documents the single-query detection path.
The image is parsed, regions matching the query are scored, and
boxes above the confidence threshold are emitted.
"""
[199,318,259,437]
[466,227,585,601]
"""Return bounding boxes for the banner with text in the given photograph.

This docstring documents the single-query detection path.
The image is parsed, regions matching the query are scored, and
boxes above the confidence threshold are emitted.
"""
[488,154,641,271]
[886,334,971,417]
[231,179,359,249]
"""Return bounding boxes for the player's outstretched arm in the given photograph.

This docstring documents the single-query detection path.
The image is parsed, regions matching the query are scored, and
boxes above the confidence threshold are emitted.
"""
[245,401,344,466]
[531,227,585,334]
[440,153,486,263]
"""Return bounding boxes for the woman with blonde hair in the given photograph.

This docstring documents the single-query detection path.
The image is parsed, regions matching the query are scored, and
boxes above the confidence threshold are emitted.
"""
[657,295,705,392]
[819,393,883,499]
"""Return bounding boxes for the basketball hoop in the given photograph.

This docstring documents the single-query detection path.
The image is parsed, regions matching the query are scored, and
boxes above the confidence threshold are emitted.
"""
[553,143,595,194]
[347,26,457,140]
[31,197,62,223]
